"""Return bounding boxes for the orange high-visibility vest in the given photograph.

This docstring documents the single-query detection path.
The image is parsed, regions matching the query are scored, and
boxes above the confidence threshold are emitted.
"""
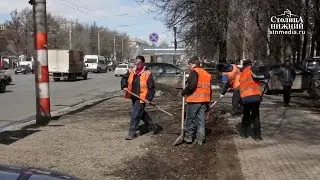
[125,69,151,103]
[239,66,261,98]
[186,67,211,103]
[222,64,240,89]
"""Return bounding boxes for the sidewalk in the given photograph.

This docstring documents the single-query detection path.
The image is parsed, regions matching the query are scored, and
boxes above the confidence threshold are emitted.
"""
[0,96,152,179]
[223,93,320,180]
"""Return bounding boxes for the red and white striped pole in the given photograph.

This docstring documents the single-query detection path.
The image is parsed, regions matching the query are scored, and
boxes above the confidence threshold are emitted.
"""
[30,0,51,124]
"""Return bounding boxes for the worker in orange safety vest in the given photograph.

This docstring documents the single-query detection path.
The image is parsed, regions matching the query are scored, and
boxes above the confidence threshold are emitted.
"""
[217,63,242,116]
[121,55,158,140]
[239,60,269,142]
[181,56,211,145]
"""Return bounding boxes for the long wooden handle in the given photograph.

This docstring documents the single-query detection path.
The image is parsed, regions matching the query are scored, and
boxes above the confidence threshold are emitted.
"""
[181,71,186,130]
[125,89,173,117]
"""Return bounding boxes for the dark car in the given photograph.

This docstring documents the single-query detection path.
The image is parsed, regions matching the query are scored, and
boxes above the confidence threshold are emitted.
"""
[0,164,80,180]
[0,70,12,85]
[300,57,320,98]
[15,65,32,74]
[145,62,185,88]
[301,57,320,73]
[145,62,220,89]
[0,74,7,93]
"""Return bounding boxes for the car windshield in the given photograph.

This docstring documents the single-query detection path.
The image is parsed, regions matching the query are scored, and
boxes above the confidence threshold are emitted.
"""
[117,65,127,68]
[85,59,97,63]
[306,60,320,72]
[18,65,28,68]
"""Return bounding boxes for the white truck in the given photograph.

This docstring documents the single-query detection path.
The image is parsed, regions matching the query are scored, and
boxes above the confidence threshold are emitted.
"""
[48,50,88,81]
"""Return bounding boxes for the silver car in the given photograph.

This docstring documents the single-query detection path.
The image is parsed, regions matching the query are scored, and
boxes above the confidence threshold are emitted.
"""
[259,65,313,94]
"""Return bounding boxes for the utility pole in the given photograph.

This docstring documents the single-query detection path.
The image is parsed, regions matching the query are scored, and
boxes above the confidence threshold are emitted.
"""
[24,18,28,55]
[173,27,177,65]
[69,22,72,50]
[97,29,103,57]
[98,31,100,56]
[29,0,51,125]
[113,35,116,61]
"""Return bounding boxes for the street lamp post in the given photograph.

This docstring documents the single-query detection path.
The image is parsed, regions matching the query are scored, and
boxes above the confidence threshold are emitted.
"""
[98,29,103,57]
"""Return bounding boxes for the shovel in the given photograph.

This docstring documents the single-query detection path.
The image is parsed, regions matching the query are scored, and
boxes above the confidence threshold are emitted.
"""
[173,71,186,146]
[124,90,173,117]
[205,96,224,121]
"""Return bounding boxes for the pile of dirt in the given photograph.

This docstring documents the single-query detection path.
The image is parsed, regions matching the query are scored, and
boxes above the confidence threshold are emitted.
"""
[108,84,244,179]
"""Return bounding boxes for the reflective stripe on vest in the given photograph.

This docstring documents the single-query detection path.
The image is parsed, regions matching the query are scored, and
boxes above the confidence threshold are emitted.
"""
[186,68,212,103]
[222,64,240,88]
[239,66,261,98]
[125,70,151,103]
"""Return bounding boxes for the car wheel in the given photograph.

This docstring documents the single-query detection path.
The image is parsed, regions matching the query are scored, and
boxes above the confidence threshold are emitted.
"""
[83,73,88,80]
[53,78,60,81]
[0,81,6,93]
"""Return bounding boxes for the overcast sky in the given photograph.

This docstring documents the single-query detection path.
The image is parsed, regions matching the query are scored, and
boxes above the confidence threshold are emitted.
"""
[0,0,173,44]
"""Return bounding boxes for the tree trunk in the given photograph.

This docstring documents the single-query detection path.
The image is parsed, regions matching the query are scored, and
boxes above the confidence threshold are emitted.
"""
[219,40,227,63]
[302,0,309,60]
[316,26,320,56]
[295,35,301,64]
[310,24,317,57]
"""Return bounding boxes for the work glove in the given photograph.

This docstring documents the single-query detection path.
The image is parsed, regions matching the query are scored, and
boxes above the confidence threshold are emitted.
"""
[219,94,224,98]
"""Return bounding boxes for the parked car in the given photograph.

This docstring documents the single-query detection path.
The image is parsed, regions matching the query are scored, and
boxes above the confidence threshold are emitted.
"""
[146,62,221,90]
[0,74,7,93]
[0,164,80,180]
[145,62,186,88]
[300,57,320,98]
[0,70,12,85]
[258,64,313,94]
[15,65,32,74]
[114,63,129,76]
[301,57,320,73]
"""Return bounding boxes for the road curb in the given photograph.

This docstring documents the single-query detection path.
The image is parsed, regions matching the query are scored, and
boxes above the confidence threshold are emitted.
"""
[0,90,123,132]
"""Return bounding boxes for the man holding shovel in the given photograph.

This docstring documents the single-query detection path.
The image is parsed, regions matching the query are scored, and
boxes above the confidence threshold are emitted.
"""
[181,57,211,145]
[217,63,242,116]
[121,55,157,140]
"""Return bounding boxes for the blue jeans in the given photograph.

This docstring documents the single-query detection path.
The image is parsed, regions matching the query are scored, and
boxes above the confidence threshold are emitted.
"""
[129,99,154,136]
[185,103,207,142]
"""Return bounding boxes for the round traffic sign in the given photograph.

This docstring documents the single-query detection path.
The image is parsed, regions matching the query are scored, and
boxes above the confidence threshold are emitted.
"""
[149,32,159,43]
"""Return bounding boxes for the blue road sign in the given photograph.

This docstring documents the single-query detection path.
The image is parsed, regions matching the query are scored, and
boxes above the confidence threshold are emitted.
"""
[149,32,159,43]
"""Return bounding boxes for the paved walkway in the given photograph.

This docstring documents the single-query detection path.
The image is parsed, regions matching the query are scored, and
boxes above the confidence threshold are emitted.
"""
[224,93,320,180]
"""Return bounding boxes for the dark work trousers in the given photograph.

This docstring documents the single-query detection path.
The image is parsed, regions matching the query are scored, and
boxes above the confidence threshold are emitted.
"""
[241,102,261,137]
[282,85,292,105]
[185,103,207,142]
[128,99,155,136]
[232,89,243,114]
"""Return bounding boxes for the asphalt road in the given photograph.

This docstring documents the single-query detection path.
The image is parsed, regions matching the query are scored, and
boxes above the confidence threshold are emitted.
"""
[0,71,121,127]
